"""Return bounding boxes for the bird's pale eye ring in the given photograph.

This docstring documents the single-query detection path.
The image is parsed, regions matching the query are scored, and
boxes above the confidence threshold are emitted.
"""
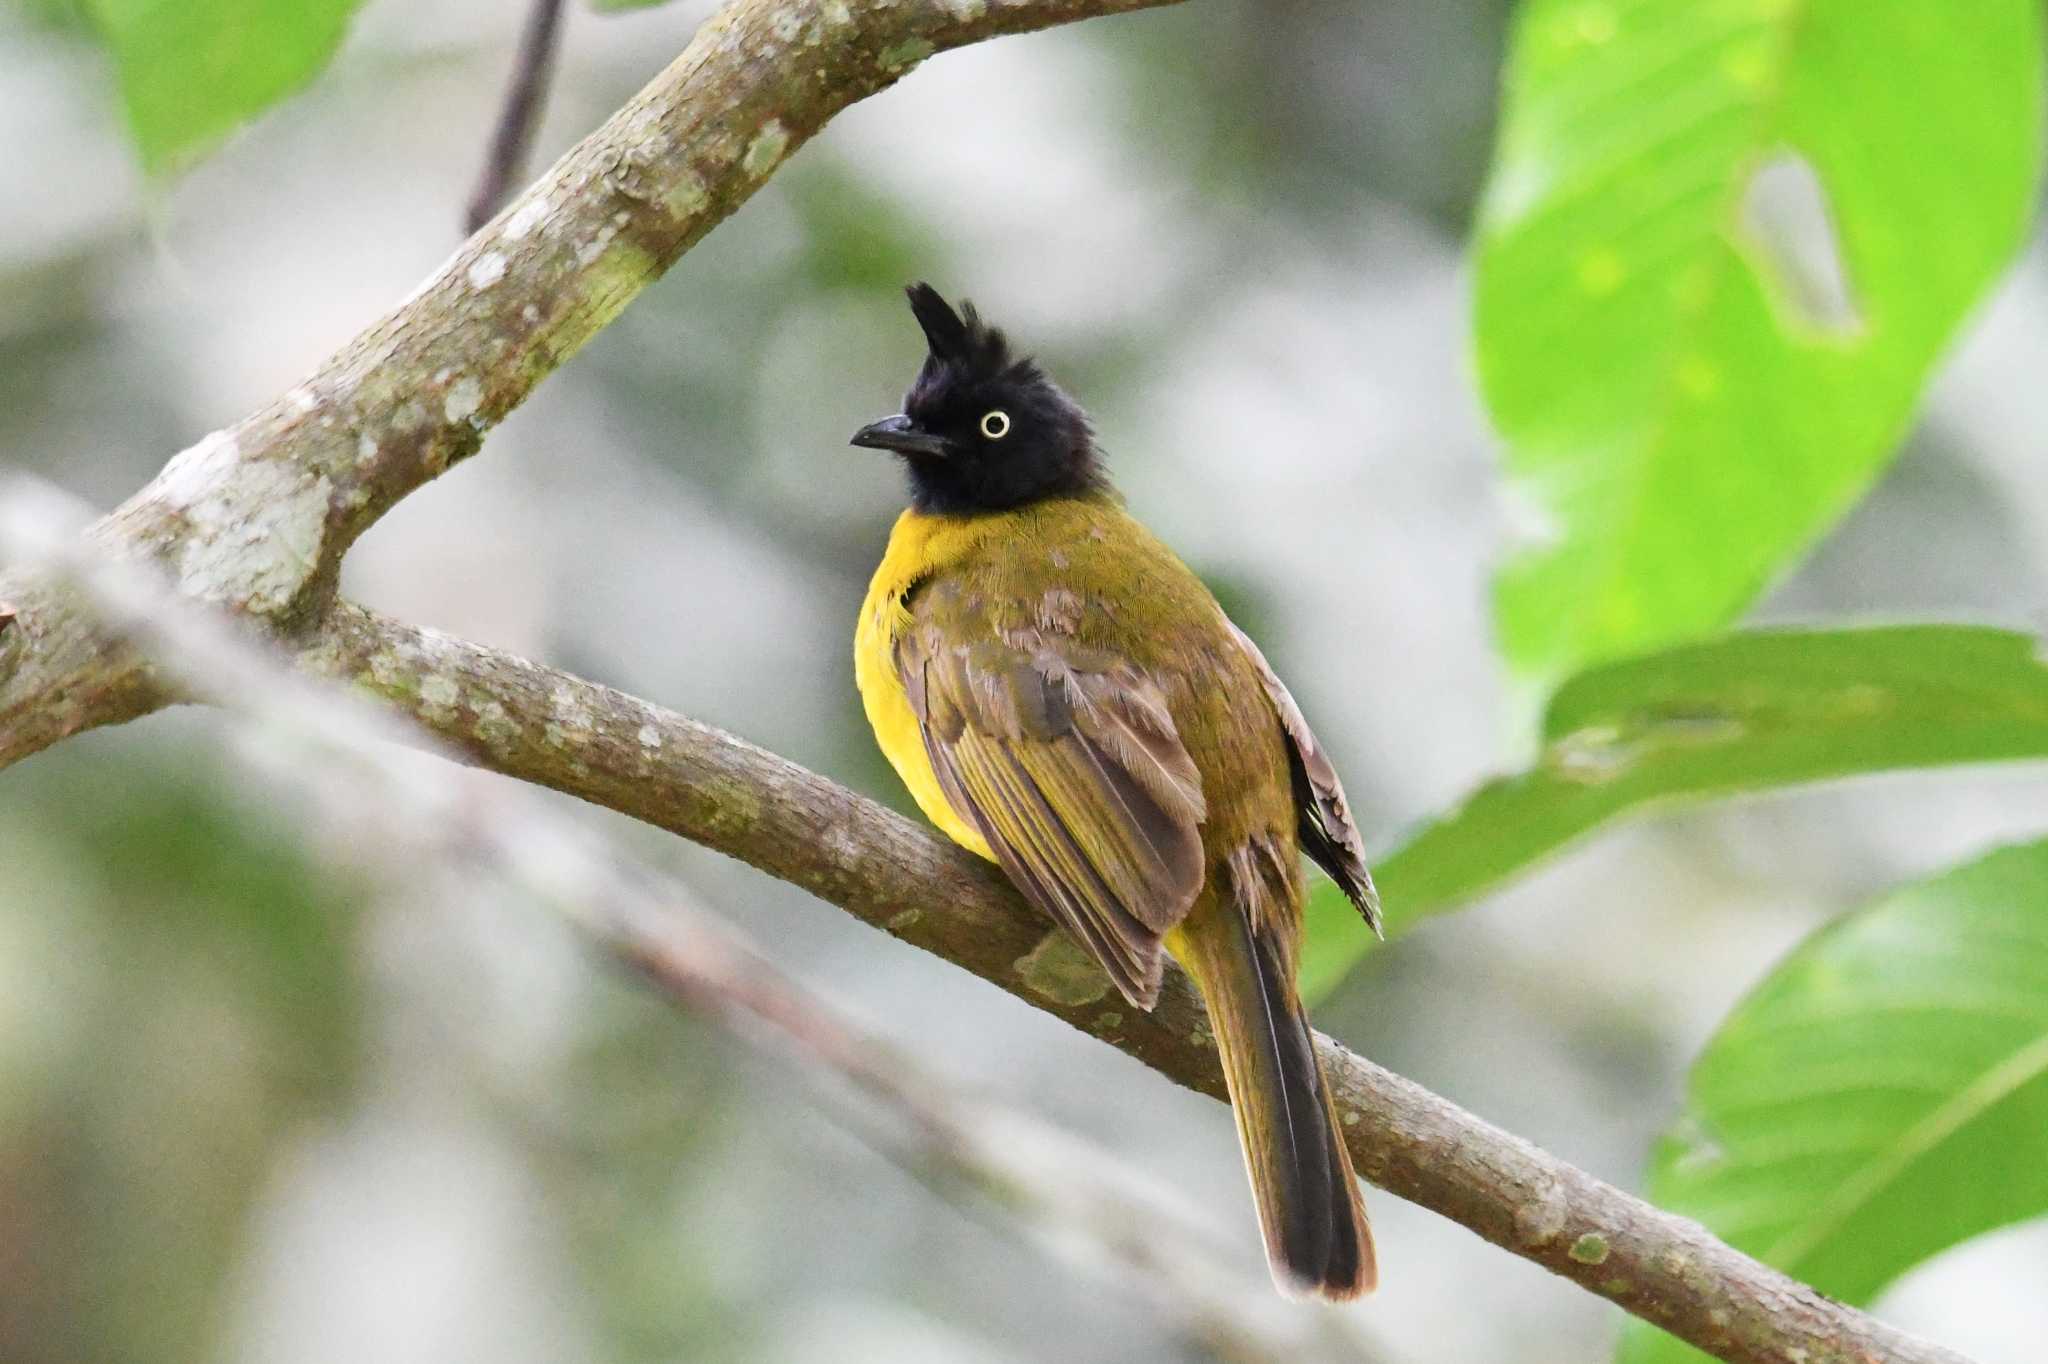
[979,410,1011,440]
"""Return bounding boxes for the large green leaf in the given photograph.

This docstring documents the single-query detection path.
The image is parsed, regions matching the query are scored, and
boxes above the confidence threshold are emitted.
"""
[1301,626,2048,999]
[85,0,366,174]
[1474,0,2041,685]
[1619,839,2048,1364]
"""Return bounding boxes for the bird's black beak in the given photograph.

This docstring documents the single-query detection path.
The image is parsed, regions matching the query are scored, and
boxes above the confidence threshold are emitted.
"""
[850,413,953,459]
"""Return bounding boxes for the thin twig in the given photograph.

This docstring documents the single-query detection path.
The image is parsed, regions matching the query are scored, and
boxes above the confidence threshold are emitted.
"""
[465,0,569,234]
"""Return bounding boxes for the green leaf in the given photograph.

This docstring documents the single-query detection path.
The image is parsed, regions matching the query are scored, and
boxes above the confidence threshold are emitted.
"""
[1619,840,2048,1363]
[85,0,367,174]
[1474,0,2042,685]
[1300,626,2048,1001]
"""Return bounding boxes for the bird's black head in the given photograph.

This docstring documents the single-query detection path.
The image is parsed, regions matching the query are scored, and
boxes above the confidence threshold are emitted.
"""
[850,282,1106,516]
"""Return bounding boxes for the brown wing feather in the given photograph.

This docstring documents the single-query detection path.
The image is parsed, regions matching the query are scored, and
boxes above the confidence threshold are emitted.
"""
[1224,620,1382,936]
[901,626,1206,1008]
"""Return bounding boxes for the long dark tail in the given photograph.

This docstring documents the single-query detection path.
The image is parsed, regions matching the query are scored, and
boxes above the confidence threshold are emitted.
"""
[1180,903,1375,1299]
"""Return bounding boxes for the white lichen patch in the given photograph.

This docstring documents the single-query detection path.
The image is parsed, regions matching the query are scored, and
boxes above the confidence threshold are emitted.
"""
[467,252,508,289]
[614,102,669,159]
[637,723,662,750]
[355,432,379,468]
[368,649,406,690]
[548,682,594,742]
[743,120,789,178]
[473,699,520,751]
[419,674,462,727]
[502,196,551,241]
[288,386,319,414]
[575,215,627,267]
[943,0,985,19]
[822,0,851,24]
[443,376,485,426]
[666,173,710,218]
[159,432,331,614]
[171,459,332,617]
[156,431,241,507]
[772,9,805,41]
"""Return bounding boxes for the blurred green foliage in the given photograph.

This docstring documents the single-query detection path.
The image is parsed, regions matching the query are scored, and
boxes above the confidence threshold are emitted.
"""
[541,1000,755,1362]
[0,742,362,1364]
[1300,626,2048,999]
[83,0,365,173]
[786,164,946,297]
[1474,0,2042,685]
[1621,840,2048,1363]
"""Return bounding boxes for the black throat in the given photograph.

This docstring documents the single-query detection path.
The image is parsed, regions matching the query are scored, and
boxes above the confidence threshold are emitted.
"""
[902,447,1110,516]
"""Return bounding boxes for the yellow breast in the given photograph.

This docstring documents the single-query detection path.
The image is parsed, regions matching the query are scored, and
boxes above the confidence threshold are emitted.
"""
[854,509,997,861]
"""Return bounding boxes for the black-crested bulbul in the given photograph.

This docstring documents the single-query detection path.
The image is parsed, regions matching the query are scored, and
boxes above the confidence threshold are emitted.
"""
[851,283,1381,1299]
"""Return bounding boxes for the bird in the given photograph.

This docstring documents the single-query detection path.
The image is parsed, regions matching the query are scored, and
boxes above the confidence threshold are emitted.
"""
[850,282,1383,1300]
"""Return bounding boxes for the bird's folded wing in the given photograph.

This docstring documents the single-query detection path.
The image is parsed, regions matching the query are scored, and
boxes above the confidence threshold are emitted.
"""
[900,628,1206,1008]
[1224,619,1382,936]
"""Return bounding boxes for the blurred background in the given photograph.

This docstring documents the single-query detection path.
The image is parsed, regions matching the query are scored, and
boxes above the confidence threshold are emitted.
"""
[4,1,2048,1360]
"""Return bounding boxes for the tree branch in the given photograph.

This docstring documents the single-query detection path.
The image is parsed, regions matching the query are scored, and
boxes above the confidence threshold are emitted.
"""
[0,0,1179,771]
[296,600,1970,1364]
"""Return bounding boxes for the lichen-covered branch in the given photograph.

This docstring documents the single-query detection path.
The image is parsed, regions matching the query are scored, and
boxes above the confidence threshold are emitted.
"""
[300,600,1972,1364]
[0,0,1179,772]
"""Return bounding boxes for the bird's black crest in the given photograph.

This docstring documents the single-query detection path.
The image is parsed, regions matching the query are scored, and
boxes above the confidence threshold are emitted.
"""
[907,281,1011,375]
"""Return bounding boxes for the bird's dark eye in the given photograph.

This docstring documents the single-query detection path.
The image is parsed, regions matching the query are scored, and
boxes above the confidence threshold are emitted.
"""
[979,410,1011,440]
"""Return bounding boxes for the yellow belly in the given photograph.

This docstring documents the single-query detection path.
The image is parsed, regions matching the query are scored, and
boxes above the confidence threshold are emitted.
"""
[855,509,996,862]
